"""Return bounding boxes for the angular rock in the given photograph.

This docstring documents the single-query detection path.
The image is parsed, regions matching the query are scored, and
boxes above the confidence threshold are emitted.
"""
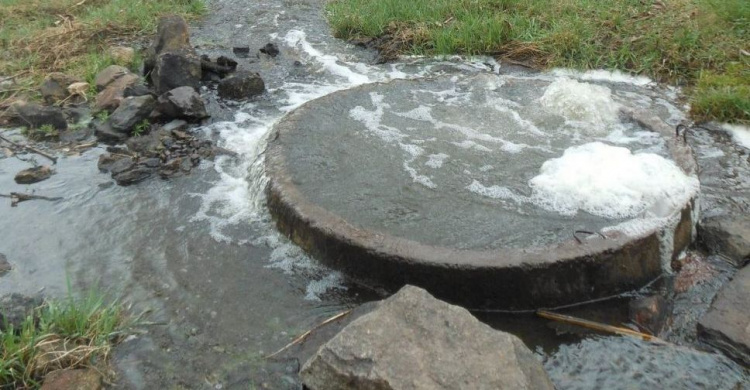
[260,43,280,57]
[94,123,128,145]
[15,166,54,184]
[217,71,265,100]
[698,215,750,267]
[40,73,81,104]
[301,285,554,390]
[94,65,131,92]
[123,83,153,98]
[40,368,102,390]
[144,15,192,76]
[108,95,156,134]
[109,157,135,175]
[232,46,250,58]
[155,86,208,121]
[113,167,153,186]
[98,153,125,172]
[151,48,202,95]
[108,46,135,66]
[0,294,43,331]
[0,253,10,276]
[698,266,750,366]
[94,73,140,112]
[11,102,67,130]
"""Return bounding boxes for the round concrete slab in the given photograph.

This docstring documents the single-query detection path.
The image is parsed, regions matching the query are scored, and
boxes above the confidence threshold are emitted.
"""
[266,75,699,309]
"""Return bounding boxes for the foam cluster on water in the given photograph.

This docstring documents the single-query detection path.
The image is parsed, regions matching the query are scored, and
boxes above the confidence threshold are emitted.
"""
[540,78,621,133]
[722,123,750,149]
[529,142,699,219]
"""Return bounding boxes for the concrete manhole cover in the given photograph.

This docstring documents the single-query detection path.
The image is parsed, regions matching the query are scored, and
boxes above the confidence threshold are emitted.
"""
[266,74,699,309]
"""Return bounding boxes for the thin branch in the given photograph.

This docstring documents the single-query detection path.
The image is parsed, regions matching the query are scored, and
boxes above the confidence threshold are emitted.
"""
[0,134,58,164]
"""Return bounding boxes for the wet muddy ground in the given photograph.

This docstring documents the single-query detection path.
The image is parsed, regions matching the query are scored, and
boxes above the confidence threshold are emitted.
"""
[1,0,749,388]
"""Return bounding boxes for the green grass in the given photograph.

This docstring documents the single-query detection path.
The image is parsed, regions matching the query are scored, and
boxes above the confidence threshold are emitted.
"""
[327,0,749,124]
[0,291,133,389]
[0,0,206,103]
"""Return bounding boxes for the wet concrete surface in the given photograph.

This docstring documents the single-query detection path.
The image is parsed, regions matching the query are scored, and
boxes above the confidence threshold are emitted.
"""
[0,0,749,388]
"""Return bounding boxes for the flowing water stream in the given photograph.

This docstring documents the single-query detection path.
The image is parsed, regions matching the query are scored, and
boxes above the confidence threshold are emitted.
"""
[1,0,749,388]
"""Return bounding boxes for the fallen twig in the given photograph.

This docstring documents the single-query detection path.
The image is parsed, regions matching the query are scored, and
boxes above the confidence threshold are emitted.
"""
[537,310,664,343]
[265,309,353,359]
[0,192,63,207]
[0,134,58,164]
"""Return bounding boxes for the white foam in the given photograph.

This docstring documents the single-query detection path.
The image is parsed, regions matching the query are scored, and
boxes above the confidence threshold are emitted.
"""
[529,142,699,219]
[284,30,370,85]
[305,272,347,301]
[722,124,750,149]
[466,180,529,204]
[550,68,653,86]
[540,78,621,133]
[426,153,449,168]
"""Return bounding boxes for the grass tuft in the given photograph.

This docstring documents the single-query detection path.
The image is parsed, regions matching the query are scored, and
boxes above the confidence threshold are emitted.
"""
[0,291,134,389]
[327,0,749,124]
[0,0,206,106]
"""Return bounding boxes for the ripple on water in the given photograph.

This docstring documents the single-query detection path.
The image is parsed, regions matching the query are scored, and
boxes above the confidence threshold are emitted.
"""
[545,336,749,390]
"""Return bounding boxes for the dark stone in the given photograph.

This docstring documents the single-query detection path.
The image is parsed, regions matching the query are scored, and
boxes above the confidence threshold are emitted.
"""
[123,83,153,98]
[0,253,10,276]
[0,294,43,331]
[200,57,236,78]
[40,73,81,104]
[94,123,128,145]
[301,286,554,390]
[141,158,161,168]
[113,167,153,186]
[98,153,124,172]
[125,130,166,157]
[629,295,670,335]
[698,215,750,267]
[698,266,750,366]
[155,86,209,121]
[109,157,135,175]
[108,95,156,134]
[202,71,221,82]
[259,43,280,57]
[40,368,102,390]
[144,15,192,77]
[216,56,238,70]
[217,71,265,100]
[94,65,130,92]
[11,103,67,130]
[151,49,202,95]
[14,166,54,184]
[59,126,93,143]
[232,46,250,58]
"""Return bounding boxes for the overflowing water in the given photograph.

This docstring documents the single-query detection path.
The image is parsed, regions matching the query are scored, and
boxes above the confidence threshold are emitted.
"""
[0,0,748,387]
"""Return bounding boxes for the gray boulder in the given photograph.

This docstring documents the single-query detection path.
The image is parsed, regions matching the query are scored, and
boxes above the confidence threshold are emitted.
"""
[0,294,43,331]
[217,71,265,100]
[94,65,131,92]
[95,95,155,144]
[698,215,750,267]
[155,86,208,121]
[15,166,54,184]
[151,48,202,95]
[94,72,140,112]
[698,266,750,366]
[144,15,192,76]
[301,285,554,390]
[11,102,67,130]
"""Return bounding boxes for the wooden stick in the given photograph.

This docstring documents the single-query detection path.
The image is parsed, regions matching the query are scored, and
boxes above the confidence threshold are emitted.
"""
[265,309,353,359]
[536,310,664,343]
[0,192,63,207]
[0,134,58,164]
